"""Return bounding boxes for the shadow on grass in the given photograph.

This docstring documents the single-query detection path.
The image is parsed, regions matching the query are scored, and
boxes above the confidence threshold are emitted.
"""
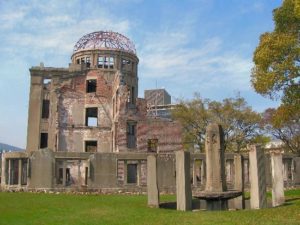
[159,199,201,210]
[285,197,300,203]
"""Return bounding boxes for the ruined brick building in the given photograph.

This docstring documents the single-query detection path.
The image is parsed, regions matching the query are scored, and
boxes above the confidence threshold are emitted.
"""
[0,31,183,191]
[1,31,299,192]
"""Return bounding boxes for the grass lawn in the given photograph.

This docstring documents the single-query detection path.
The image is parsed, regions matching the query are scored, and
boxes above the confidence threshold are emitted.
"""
[0,190,300,225]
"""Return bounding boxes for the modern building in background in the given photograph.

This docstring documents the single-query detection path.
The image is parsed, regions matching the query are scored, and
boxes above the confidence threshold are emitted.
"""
[144,89,171,106]
[144,89,174,119]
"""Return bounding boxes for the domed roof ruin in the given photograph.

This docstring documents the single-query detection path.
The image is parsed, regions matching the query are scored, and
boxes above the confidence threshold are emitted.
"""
[73,31,136,55]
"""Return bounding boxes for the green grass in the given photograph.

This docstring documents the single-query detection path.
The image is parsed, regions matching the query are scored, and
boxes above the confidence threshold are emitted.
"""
[0,190,300,225]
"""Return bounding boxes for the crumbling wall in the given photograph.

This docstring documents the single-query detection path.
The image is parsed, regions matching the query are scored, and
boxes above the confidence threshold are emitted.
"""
[56,70,116,152]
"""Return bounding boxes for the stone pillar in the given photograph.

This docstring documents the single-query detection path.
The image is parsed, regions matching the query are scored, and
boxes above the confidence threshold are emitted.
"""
[233,154,244,209]
[77,160,81,189]
[1,154,6,186]
[147,155,159,208]
[18,159,22,187]
[205,123,226,192]
[176,151,192,211]
[201,160,206,186]
[62,161,66,187]
[270,150,285,207]
[8,159,11,185]
[249,145,267,209]
[26,76,43,152]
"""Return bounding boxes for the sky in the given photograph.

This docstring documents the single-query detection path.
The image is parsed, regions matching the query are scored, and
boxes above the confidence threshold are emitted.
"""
[0,0,282,148]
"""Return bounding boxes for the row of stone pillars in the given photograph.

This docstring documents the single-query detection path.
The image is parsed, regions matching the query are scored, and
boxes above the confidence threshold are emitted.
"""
[1,157,28,187]
[147,146,285,210]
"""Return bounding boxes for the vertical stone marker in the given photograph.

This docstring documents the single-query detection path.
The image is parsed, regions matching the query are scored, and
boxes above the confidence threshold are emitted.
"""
[147,154,159,208]
[233,154,244,209]
[270,150,285,207]
[176,151,192,211]
[1,154,6,187]
[205,123,226,192]
[249,145,267,209]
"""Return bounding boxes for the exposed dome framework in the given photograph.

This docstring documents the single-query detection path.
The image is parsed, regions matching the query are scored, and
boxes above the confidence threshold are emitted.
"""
[73,31,136,55]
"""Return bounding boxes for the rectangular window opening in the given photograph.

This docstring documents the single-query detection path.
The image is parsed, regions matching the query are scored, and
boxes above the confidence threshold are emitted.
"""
[40,133,48,149]
[21,159,28,185]
[9,159,19,185]
[85,167,89,185]
[85,140,97,152]
[131,86,135,104]
[98,56,104,68]
[42,99,50,119]
[66,168,71,186]
[147,139,158,153]
[57,168,63,184]
[109,57,114,69]
[43,78,51,85]
[85,107,98,127]
[104,56,109,69]
[127,122,136,149]
[86,79,97,93]
[127,164,137,184]
[86,57,91,68]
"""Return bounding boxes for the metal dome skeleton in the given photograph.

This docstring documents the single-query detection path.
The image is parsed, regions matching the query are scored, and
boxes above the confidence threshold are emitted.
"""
[73,31,136,55]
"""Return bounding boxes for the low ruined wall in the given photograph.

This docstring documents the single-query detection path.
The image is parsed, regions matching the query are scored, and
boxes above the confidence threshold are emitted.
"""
[1,150,300,193]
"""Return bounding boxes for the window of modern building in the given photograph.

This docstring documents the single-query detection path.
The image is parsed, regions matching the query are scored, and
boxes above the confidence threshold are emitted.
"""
[86,79,97,93]
[85,107,98,127]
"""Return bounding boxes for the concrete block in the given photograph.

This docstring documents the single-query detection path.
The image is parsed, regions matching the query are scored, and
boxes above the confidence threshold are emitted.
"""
[176,151,192,211]
[28,148,54,189]
[233,154,244,209]
[147,155,159,207]
[249,145,267,209]
[271,151,285,207]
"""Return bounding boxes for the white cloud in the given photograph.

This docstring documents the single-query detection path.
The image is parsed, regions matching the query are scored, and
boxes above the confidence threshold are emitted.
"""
[139,25,253,94]
[0,1,131,64]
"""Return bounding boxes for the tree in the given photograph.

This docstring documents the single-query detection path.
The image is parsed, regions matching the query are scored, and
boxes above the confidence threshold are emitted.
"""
[208,96,262,152]
[172,94,262,152]
[251,0,300,117]
[171,94,210,151]
[262,108,300,154]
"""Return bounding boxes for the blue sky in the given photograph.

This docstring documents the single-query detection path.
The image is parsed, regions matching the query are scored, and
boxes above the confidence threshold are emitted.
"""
[0,0,282,148]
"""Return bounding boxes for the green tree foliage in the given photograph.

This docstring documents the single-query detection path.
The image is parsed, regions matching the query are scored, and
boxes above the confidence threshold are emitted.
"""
[208,97,262,152]
[251,0,300,116]
[262,108,300,154]
[171,94,210,151]
[172,95,262,152]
